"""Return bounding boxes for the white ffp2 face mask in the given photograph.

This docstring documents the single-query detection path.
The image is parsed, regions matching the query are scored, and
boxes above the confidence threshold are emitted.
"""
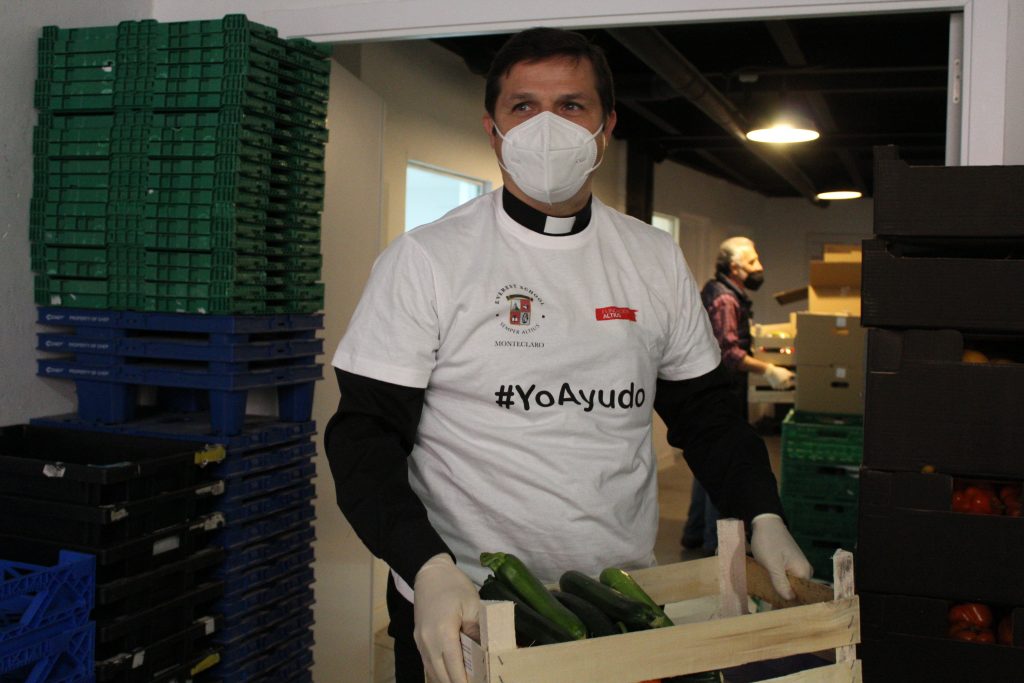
[494,111,604,204]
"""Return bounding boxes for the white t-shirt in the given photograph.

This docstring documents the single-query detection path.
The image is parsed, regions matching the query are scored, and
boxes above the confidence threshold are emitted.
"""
[333,190,720,586]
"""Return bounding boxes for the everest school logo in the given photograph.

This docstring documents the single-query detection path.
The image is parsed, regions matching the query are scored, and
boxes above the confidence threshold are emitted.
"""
[494,284,545,335]
[508,294,532,326]
[595,306,638,322]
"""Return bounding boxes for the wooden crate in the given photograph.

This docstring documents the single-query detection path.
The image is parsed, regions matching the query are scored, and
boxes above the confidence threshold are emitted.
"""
[458,520,861,683]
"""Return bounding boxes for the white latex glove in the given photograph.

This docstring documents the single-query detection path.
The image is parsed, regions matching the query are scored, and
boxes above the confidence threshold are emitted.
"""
[763,363,796,390]
[750,513,813,600]
[413,553,480,683]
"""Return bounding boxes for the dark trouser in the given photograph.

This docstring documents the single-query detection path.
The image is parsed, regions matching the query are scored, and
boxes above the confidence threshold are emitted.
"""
[387,573,424,683]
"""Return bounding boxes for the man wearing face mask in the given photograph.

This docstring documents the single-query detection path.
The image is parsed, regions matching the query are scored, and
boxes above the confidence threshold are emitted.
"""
[324,28,810,683]
[682,237,797,553]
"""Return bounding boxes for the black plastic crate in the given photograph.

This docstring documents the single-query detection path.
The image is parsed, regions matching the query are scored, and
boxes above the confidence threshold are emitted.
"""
[0,513,223,586]
[858,469,1024,604]
[96,615,220,683]
[874,145,1024,238]
[864,328,1024,478]
[860,591,1024,682]
[96,580,222,657]
[0,423,223,504]
[861,238,1024,332]
[94,546,223,620]
[0,478,223,545]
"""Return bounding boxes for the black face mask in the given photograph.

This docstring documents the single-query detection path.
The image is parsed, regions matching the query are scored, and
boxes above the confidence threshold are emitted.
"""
[743,271,765,291]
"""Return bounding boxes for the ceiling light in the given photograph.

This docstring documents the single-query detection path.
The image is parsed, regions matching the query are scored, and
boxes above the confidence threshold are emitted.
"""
[815,190,863,201]
[746,121,820,143]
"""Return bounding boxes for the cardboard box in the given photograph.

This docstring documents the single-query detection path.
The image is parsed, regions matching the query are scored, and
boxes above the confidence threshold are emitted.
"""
[860,592,1024,681]
[794,313,865,416]
[857,469,1024,603]
[808,245,861,316]
[873,145,1024,238]
[861,237,1024,332]
[864,328,1024,477]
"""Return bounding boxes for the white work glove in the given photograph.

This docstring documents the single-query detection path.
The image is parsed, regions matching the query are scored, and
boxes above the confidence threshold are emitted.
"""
[413,553,480,683]
[750,513,813,600]
[763,364,796,390]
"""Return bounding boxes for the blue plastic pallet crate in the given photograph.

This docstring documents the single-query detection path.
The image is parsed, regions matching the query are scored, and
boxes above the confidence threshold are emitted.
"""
[211,629,313,683]
[215,501,315,550]
[216,617,312,670]
[219,459,315,504]
[214,565,313,619]
[37,332,323,363]
[37,360,320,436]
[207,438,316,479]
[1,551,95,648]
[0,621,95,682]
[217,482,315,527]
[217,524,314,576]
[37,307,323,334]
[217,546,314,601]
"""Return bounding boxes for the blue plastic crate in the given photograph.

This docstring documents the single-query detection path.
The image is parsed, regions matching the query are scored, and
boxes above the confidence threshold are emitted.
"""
[0,621,94,682]
[37,307,323,334]
[208,438,316,479]
[30,413,316,451]
[1,551,95,647]
[215,585,312,644]
[213,632,313,683]
[218,524,314,576]
[219,460,315,504]
[36,363,319,436]
[217,611,312,668]
[217,482,315,527]
[214,565,313,619]
[37,332,322,363]
[217,545,313,601]
[215,500,315,550]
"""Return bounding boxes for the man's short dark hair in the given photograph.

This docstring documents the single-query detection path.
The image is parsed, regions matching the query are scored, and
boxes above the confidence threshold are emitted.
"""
[484,27,615,120]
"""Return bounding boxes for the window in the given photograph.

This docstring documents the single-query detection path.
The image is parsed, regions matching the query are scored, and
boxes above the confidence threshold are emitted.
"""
[651,212,680,242]
[405,162,488,231]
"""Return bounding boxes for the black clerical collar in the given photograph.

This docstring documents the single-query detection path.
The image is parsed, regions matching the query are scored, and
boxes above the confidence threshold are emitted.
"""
[502,188,592,235]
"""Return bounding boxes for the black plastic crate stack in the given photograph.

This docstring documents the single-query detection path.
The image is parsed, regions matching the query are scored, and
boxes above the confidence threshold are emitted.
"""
[22,413,321,683]
[28,307,323,681]
[856,146,1024,679]
[31,14,330,315]
[1,550,96,682]
[778,409,861,581]
[0,425,225,682]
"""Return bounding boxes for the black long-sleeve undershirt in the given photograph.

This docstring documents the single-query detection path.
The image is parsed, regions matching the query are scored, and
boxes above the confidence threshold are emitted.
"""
[323,363,783,587]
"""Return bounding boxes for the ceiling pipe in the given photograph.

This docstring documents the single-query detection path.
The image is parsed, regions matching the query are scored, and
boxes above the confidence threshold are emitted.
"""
[607,26,824,204]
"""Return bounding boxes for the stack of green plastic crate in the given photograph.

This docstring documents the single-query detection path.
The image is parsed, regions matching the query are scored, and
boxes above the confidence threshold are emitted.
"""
[779,409,863,580]
[31,15,329,314]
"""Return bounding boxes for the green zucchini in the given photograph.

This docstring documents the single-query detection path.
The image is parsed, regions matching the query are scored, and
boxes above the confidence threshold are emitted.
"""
[599,567,674,628]
[479,576,574,646]
[558,570,662,631]
[480,552,587,640]
[550,590,619,637]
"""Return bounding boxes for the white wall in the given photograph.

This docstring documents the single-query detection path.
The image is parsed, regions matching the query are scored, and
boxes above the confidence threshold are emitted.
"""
[0,0,154,425]
[651,159,874,326]
[311,61,387,683]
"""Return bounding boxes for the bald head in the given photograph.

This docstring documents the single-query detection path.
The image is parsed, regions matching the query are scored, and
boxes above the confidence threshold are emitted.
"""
[715,237,757,275]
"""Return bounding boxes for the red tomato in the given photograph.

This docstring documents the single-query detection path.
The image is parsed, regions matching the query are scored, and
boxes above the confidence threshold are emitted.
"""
[949,621,996,643]
[999,484,1021,502]
[952,489,971,513]
[998,615,1014,646]
[948,603,994,628]
[964,486,1003,515]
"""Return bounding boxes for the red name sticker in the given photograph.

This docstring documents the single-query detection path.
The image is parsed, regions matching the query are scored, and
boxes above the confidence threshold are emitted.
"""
[595,306,638,322]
